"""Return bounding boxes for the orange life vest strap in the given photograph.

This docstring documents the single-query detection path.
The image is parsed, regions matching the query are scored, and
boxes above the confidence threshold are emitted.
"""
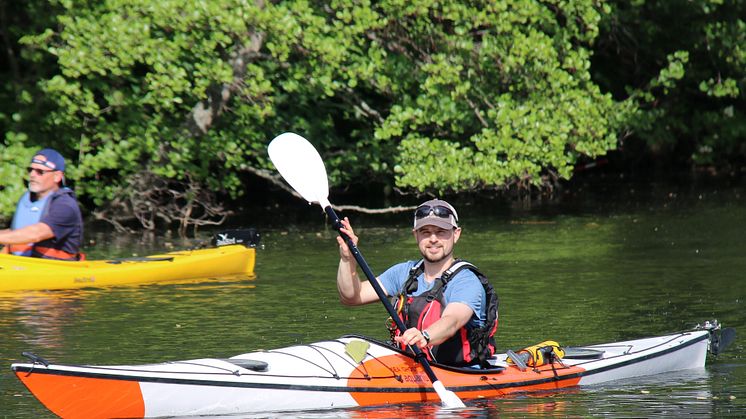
[8,244,33,254]
[33,246,79,261]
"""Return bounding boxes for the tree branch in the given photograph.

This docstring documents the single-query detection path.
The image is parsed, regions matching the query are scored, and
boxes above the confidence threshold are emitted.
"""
[246,167,416,214]
[244,166,304,200]
[333,204,416,214]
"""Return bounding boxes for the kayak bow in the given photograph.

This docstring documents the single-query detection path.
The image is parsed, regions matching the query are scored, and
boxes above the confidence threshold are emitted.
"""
[12,323,732,418]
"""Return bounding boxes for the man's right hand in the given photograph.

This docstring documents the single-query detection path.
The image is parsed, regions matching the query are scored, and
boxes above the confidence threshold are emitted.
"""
[335,217,388,306]
[337,217,359,262]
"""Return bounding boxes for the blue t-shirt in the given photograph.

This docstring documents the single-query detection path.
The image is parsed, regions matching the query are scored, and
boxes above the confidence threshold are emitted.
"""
[379,260,487,328]
[37,190,83,256]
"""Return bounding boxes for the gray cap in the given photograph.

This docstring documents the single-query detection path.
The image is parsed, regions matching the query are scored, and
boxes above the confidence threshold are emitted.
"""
[413,199,459,230]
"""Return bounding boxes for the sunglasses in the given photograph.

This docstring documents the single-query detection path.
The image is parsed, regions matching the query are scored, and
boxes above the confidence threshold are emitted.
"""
[414,205,458,222]
[27,167,55,176]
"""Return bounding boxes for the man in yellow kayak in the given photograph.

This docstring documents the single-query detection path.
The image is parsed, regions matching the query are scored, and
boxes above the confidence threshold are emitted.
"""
[336,199,499,367]
[0,148,84,260]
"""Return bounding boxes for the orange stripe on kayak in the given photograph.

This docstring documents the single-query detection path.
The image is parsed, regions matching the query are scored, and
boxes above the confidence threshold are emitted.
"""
[347,354,585,406]
[15,371,145,418]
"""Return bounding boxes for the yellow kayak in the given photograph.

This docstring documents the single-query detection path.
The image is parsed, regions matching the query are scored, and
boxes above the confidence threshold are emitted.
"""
[0,230,257,292]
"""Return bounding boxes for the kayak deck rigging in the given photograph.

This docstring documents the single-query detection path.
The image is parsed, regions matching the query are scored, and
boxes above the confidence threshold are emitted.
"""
[10,322,735,418]
[16,330,710,380]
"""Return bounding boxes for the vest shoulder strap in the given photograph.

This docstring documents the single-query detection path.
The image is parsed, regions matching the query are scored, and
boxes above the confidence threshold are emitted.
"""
[441,259,482,284]
[409,259,424,276]
[442,259,499,321]
[404,260,425,294]
[404,259,483,295]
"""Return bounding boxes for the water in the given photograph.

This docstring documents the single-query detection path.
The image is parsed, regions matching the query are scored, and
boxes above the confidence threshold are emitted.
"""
[1,182,744,417]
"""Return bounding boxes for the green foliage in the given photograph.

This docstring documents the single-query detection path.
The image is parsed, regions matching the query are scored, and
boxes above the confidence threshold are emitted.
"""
[0,134,36,224]
[370,0,624,192]
[2,0,740,224]
[10,0,274,214]
[594,0,745,169]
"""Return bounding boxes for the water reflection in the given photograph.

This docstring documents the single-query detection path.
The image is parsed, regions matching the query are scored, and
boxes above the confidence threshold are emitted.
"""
[471,395,579,417]
[582,369,716,416]
[170,400,577,419]
[0,291,87,350]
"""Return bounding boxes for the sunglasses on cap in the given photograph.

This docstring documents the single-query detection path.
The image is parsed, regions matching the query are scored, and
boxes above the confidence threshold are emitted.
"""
[414,205,458,222]
[27,167,56,176]
[30,157,59,171]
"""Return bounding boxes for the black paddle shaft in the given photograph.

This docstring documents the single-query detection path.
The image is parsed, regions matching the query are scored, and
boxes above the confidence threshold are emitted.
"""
[325,206,441,383]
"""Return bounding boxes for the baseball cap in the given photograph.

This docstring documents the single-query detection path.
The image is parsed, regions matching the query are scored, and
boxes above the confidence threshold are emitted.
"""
[31,148,66,172]
[413,199,459,230]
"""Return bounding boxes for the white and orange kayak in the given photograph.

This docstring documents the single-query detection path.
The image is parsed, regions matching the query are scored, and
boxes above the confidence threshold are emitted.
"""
[11,323,733,418]
[0,229,259,292]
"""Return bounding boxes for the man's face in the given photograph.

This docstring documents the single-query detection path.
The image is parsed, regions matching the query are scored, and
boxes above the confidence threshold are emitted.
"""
[28,157,62,196]
[414,225,461,263]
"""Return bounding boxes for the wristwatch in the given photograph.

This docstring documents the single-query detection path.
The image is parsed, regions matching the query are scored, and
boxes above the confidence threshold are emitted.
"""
[422,330,431,344]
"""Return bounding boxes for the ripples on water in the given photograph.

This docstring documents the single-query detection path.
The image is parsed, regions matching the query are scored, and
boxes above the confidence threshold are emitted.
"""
[1,184,744,418]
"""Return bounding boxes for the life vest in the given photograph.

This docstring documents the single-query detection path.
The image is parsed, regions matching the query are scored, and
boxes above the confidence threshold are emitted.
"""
[9,188,82,261]
[9,191,52,256]
[391,259,499,368]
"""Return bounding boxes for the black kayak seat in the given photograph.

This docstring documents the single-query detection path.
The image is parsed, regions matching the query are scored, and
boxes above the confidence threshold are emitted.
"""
[563,347,605,359]
[223,358,269,372]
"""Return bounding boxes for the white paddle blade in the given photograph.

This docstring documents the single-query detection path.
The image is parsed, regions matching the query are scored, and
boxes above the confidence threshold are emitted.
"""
[432,381,466,408]
[268,132,330,206]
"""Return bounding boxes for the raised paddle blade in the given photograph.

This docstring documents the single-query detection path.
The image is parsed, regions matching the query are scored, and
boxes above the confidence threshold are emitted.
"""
[268,132,330,207]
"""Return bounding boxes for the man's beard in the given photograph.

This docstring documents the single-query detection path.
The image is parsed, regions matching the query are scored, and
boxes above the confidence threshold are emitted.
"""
[420,246,452,263]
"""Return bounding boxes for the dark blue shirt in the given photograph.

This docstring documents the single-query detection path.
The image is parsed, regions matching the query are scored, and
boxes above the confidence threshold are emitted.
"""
[36,189,83,258]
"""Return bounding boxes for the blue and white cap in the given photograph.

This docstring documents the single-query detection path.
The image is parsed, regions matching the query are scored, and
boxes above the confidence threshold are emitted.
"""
[31,148,66,172]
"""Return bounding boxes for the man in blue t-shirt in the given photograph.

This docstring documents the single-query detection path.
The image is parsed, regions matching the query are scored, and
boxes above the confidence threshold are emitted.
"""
[0,148,83,260]
[336,199,490,364]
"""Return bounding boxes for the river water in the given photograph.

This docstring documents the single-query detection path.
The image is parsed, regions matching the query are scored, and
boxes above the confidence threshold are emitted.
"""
[1,181,744,417]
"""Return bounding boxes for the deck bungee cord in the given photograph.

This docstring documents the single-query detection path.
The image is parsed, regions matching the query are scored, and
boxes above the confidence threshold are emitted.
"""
[23,339,402,382]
